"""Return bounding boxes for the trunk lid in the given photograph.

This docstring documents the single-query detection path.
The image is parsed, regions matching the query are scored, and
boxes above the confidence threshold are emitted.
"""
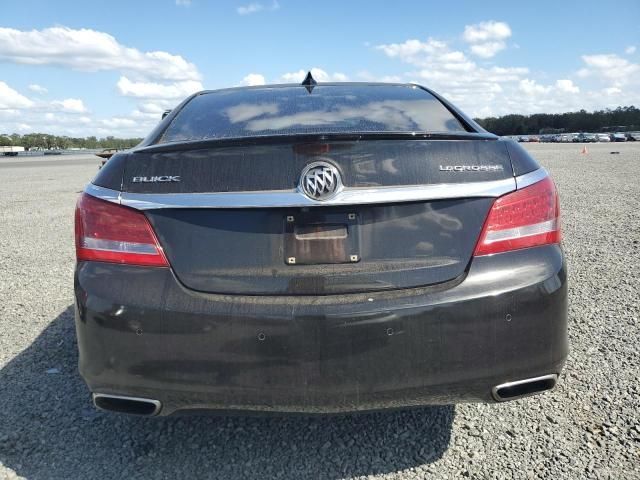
[124,139,514,295]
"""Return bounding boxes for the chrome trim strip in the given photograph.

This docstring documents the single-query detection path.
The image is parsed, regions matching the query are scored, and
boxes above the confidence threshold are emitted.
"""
[515,168,548,189]
[85,171,556,210]
[84,183,121,204]
[92,393,162,416]
[491,373,558,402]
[85,177,516,210]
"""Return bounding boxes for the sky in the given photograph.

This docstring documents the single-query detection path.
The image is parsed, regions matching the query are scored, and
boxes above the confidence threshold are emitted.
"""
[0,0,638,138]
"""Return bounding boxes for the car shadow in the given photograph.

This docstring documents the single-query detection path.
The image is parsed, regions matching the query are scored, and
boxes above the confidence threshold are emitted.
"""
[0,306,454,479]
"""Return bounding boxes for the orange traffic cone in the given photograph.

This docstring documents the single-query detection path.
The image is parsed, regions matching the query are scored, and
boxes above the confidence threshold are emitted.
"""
[580,146,589,155]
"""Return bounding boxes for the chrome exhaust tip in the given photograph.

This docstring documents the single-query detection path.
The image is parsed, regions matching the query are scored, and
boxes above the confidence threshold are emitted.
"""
[93,393,161,416]
[492,374,558,402]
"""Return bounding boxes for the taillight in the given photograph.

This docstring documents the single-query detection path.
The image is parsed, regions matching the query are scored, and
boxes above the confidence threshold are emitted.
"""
[474,176,560,256]
[75,193,169,267]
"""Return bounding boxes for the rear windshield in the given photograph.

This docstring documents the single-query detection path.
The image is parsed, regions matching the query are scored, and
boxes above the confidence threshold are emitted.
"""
[159,84,467,144]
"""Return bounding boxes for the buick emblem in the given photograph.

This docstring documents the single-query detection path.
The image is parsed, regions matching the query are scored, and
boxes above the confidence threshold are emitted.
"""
[299,162,342,201]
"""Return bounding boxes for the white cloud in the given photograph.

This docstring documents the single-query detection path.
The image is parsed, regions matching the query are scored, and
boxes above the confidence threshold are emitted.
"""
[279,68,348,83]
[0,27,204,133]
[376,34,528,115]
[463,21,511,58]
[237,68,348,88]
[240,73,266,86]
[28,84,47,94]
[137,102,166,114]
[175,0,191,6]
[116,76,203,99]
[0,80,176,136]
[439,51,466,62]
[99,117,138,129]
[131,109,164,121]
[356,71,403,83]
[373,22,640,117]
[463,21,511,43]
[237,1,279,15]
[583,54,629,70]
[375,38,447,65]
[373,30,639,116]
[581,54,639,86]
[0,27,201,82]
[376,38,478,73]
[42,112,90,124]
[51,98,87,113]
[470,42,506,58]
[99,108,168,135]
[237,3,263,14]
[0,102,166,137]
[0,82,33,109]
[625,45,636,55]
[604,87,622,95]
[555,79,579,94]
[519,79,551,95]
[576,68,591,78]
[2,21,637,136]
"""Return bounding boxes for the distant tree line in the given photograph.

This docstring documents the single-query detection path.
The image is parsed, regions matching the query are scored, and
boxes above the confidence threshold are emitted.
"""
[474,106,640,136]
[0,133,143,150]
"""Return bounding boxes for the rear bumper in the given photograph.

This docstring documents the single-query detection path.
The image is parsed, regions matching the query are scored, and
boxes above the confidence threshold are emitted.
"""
[74,245,568,415]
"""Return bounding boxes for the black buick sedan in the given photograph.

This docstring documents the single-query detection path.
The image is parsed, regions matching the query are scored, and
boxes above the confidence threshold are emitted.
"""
[74,76,567,416]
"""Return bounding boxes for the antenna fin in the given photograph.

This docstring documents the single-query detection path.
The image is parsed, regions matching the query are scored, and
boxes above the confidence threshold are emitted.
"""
[301,71,317,93]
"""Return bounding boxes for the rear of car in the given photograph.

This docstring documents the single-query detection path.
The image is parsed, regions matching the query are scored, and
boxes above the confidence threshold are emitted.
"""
[74,82,567,416]
[611,133,627,142]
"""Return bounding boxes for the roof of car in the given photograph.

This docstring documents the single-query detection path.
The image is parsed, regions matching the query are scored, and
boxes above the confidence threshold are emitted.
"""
[195,82,422,96]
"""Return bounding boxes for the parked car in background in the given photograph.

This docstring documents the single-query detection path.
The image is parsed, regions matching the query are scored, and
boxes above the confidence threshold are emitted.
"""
[95,148,120,159]
[0,146,25,156]
[74,79,567,416]
[596,134,611,142]
[625,132,639,141]
[582,133,597,143]
[96,148,123,169]
[611,133,627,142]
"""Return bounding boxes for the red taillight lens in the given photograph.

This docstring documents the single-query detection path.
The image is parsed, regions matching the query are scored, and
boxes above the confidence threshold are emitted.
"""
[75,193,169,267]
[474,176,560,256]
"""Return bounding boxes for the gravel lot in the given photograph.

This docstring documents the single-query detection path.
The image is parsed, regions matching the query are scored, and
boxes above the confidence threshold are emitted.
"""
[0,144,638,479]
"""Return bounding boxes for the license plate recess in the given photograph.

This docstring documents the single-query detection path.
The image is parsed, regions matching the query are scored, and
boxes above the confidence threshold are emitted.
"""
[284,211,360,265]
